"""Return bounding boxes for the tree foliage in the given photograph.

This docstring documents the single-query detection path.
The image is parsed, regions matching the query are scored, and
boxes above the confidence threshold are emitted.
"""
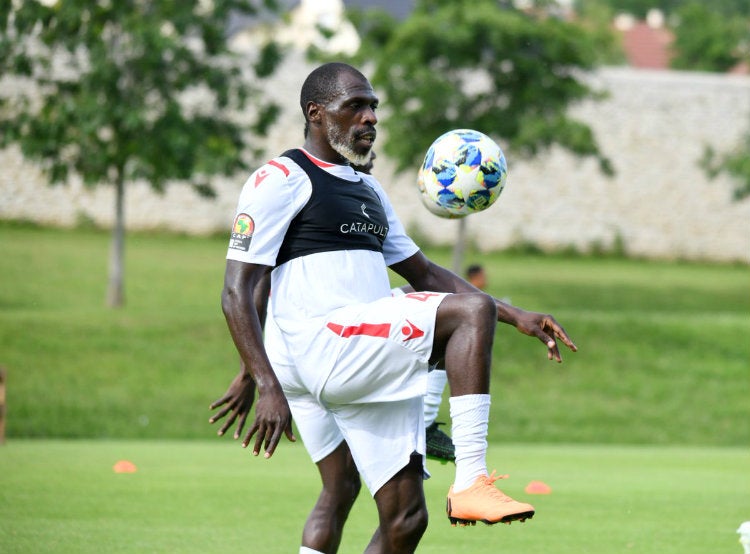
[0,0,283,306]
[670,2,749,73]
[702,118,750,201]
[575,0,750,19]
[349,0,613,175]
[0,0,282,193]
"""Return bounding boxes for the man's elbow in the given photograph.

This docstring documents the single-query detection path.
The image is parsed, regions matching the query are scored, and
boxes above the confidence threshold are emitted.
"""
[221,284,240,318]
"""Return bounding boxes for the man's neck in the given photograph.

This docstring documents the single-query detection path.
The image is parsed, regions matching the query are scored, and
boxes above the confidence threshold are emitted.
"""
[302,139,349,166]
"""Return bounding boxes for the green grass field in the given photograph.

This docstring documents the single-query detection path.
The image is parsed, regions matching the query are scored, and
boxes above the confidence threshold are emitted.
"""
[0,221,749,552]
[1,221,748,444]
[1,440,747,553]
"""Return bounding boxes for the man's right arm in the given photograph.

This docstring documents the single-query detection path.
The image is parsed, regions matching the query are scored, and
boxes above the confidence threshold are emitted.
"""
[219,260,294,457]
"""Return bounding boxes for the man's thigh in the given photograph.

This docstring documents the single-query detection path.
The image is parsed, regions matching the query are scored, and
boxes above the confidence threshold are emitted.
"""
[319,293,449,404]
[329,397,427,495]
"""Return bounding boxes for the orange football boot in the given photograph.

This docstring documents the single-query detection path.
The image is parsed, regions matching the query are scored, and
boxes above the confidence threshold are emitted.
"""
[446,471,535,526]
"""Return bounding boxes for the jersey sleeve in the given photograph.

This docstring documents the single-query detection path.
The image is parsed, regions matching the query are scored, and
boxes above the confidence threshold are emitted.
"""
[363,175,420,266]
[226,158,310,266]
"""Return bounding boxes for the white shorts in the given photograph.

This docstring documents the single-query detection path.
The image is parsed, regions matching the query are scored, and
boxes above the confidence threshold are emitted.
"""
[282,385,428,494]
[270,291,449,494]
[274,291,448,404]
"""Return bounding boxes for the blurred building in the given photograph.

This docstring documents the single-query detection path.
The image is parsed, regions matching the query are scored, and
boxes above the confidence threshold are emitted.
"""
[614,8,748,74]
[615,10,674,70]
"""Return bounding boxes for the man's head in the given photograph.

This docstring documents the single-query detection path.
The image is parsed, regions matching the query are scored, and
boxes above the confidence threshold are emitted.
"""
[465,264,487,290]
[300,62,378,166]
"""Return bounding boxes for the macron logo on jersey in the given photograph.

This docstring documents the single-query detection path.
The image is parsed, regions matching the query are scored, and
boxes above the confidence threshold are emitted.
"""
[400,320,424,340]
[254,159,290,188]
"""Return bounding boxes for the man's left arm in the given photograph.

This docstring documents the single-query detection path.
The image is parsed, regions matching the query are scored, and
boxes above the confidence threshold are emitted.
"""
[390,251,577,362]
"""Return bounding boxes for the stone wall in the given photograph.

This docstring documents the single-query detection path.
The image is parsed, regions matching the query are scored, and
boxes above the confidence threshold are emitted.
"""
[1,58,748,263]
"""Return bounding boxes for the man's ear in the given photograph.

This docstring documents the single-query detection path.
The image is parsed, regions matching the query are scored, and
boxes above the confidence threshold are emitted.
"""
[306,101,322,124]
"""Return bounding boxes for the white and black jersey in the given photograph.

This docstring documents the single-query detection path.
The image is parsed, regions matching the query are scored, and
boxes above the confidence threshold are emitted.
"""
[227,148,419,371]
[275,149,390,266]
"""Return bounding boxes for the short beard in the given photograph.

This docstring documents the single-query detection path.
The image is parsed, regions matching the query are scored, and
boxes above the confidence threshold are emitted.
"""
[327,121,372,166]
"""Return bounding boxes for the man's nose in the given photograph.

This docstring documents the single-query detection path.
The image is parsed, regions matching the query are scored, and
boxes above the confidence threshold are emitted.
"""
[363,106,377,125]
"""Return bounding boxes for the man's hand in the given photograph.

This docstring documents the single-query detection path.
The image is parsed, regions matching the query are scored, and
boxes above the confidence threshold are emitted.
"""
[209,369,296,457]
[209,370,257,439]
[243,388,295,458]
[514,311,578,362]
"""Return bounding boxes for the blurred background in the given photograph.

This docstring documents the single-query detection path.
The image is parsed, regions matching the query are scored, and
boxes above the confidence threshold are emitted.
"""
[0,0,748,444]
[1,0,749,269]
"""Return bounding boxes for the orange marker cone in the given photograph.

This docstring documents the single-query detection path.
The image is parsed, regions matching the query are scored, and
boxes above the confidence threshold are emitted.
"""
[113,460,137,473]
[525,480,552,494]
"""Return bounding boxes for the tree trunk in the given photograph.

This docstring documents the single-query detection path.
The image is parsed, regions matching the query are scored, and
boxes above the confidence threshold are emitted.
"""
[0,367,6,445]
[107,171,126,308]
[451,217,467,275]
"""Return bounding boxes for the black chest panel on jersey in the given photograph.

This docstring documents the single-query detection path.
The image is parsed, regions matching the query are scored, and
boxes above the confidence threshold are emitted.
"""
[275,149,389,267]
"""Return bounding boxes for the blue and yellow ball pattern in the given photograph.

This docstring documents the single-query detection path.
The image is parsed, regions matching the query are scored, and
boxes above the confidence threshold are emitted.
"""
[417,129,507,218]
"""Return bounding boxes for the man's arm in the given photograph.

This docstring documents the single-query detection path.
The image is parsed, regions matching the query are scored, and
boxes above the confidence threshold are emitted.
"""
[390,251,577,362]
[212,260,294,457]
[209,266,272,439]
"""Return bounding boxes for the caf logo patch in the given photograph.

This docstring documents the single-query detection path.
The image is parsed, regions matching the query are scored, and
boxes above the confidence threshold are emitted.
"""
[229,213,254,251]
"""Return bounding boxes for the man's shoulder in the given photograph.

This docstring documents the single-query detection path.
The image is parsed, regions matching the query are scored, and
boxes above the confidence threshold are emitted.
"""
[244,153,308,190]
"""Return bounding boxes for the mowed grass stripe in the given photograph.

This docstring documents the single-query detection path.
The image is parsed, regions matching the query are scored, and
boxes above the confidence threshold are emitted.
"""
[0,440,747,554]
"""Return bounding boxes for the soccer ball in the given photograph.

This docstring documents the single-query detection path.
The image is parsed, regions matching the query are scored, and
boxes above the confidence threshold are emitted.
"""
[417,129,507,218]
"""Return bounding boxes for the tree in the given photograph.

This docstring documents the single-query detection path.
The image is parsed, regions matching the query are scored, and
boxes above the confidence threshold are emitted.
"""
[0,0,283,307]
[670,2,748,72]
[345,0,613,271]
[574,0,626,66]
[350,0,612,174]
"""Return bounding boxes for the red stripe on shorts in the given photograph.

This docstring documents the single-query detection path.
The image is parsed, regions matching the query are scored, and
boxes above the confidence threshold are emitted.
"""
[327,322,391,338]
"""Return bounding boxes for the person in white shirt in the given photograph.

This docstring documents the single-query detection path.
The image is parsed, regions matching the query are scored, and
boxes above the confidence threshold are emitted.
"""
[210,62,577,554]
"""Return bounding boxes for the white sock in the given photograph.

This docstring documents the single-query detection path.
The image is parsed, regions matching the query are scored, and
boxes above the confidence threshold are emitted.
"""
[449,394,490,492]
[300,547,324,554]
[424,370,447,427]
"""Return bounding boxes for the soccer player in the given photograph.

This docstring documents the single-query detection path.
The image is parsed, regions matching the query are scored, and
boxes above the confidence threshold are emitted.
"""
[210,62,577,554]
[214,150,456,464]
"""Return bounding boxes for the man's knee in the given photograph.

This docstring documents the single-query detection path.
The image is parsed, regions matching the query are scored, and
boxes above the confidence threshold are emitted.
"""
[335,467,361,507]
[304,464,361,552]
[433,292,496,359]
[374,455,428,550]
[381,502,428,550]
[439,292,495,327]
[463,292,496,326]
[318,442,362,512]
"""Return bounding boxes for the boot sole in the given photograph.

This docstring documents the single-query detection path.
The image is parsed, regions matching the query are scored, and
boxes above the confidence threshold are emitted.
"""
[446,497,535,526]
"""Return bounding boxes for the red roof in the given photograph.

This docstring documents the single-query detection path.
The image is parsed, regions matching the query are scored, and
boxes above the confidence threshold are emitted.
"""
[621,22,674,69]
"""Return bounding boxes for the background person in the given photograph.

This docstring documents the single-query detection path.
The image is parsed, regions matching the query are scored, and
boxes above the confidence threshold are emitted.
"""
[465,264,487,290]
